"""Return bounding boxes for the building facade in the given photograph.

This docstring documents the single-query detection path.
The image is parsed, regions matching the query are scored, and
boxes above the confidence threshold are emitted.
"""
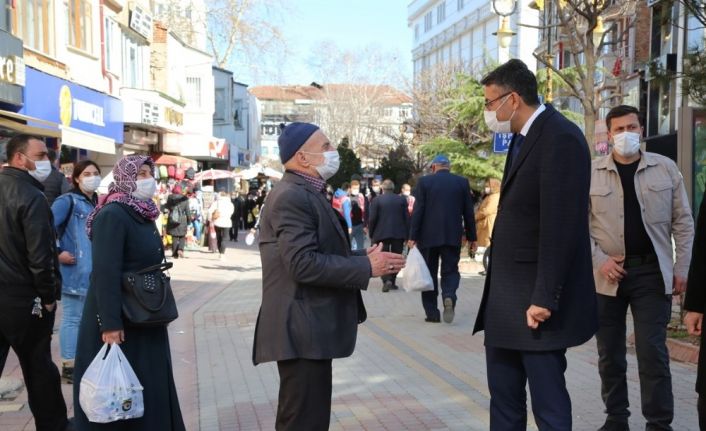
[251,84,412,168]
[408,0,539,80]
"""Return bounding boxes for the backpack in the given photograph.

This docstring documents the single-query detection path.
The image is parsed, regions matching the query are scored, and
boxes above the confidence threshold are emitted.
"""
[169,205,182,225]
[159,165,168,179]
[332,194,349,217]
[167,165,176,178]
[185,167,195,180]
[175,168,185,180]
[350,194,365,225]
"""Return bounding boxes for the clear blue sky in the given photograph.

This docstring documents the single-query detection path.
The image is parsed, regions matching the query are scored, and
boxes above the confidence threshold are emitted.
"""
[244,0,413,86]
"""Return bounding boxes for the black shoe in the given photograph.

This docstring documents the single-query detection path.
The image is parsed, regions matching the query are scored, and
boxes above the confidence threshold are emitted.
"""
[61,365,73,385]
[478,271,486,276]
[382,281,392,292]
[424,316,441,323]
[390,284,399,290]
[597,420,630,431]
[443,298,455,323]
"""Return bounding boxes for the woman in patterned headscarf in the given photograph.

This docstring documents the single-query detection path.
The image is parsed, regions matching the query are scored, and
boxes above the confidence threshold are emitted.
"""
[72,155,186,430]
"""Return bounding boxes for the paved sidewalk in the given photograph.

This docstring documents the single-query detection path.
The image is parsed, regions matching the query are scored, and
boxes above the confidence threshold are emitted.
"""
[0,239,701,430]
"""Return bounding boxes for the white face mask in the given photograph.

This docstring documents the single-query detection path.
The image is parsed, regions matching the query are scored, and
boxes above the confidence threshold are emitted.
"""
[351,188,360,195]
[132,178,157,200]
[402,191,410,196]
[303,150,340,180]
[80,175,102,193]
[372,186,380,193]
[484,95,515,133]
[484,187,491,194]
[22,154,52,183]
[612,131,641,157]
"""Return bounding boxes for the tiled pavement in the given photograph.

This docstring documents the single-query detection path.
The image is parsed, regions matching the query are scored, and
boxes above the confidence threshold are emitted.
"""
[0,239,701,430]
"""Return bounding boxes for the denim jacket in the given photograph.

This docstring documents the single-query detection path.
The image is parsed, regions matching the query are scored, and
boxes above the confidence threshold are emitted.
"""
[52,191,96,296]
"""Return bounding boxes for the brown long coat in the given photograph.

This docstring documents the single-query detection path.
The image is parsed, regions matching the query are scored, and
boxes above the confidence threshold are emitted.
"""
[475,178,500,247]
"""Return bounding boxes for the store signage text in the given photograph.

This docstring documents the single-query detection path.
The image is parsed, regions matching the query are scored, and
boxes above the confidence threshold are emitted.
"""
[0,55,24,86]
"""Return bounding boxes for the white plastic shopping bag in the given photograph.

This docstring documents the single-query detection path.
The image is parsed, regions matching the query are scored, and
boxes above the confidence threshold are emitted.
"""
[79,343,144,423]
[401,247,434,292]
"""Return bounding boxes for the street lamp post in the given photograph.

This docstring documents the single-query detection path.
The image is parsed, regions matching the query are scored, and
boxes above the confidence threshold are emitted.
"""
[491,0,517,50]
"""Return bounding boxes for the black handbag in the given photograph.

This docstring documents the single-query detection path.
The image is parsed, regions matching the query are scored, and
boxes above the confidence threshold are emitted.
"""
[121,259,178,327]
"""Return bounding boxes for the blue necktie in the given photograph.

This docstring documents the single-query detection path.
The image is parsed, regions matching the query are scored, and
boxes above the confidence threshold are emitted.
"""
[510,134,525,166]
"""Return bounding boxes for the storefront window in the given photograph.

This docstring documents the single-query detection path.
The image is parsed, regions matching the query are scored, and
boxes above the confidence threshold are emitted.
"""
[693,110,706,216]
[214,88,226,122]
[12,0,55,56]
[66,0,93,53]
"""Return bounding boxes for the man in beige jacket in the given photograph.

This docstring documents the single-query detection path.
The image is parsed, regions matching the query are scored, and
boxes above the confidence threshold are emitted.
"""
[589,105,694,431]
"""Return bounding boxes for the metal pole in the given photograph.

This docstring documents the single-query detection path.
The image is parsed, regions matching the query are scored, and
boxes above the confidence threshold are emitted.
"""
[545,0,553,103]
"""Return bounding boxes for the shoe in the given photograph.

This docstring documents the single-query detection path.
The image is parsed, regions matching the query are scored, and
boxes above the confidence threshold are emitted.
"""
[478,271,486,276]
[597,420,630,431]
[219,254,225,261]
[390,284,399,290]
[443,298,455,323]
[178,250,184,259]
[382,281,392,292]
[61,364,73,385]
[424,316,441,323]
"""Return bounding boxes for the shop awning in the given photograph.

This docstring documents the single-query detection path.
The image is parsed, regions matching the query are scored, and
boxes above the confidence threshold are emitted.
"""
[60,126,116,154]
[0,109,61,138]
[152,153,197,168]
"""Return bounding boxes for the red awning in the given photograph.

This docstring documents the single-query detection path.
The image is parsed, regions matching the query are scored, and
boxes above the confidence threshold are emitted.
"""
[152,154,197,168]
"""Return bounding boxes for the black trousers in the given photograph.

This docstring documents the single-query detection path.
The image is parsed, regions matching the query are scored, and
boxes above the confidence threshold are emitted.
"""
[419,245,461,320]
[171,235,185,255]
[381,238,405,285]
[486,346,571,430]
[229,221,239,241]
[596,262,673,429]
[276,358,332,431]
[215,227,229,254]
[0,304,67,431]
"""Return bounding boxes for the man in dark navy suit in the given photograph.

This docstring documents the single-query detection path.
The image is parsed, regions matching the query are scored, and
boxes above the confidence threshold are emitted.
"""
[409,155,476,323]
[369,179,410,292]
[473,59,597,430]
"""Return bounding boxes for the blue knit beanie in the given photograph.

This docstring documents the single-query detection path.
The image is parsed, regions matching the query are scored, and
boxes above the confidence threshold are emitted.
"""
[278,122,320,164]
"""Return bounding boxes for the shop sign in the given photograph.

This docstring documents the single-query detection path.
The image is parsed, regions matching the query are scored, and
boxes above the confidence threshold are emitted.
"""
[129,6,153,40]
[209,139,229,160]
[164,107,183,127]
[0,55,24,86]
[0,29,24,106]
[21,67,123,143]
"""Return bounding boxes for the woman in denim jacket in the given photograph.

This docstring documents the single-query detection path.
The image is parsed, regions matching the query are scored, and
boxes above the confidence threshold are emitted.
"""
[51,160,101,383]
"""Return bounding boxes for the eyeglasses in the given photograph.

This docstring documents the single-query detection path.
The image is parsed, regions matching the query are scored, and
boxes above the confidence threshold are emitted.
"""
[484,92,512,109]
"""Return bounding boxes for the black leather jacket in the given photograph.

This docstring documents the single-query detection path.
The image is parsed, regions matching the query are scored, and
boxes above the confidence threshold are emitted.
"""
[0,167,61,305]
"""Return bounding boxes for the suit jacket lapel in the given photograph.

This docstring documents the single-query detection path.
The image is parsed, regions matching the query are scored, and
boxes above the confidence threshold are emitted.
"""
[501,105,557,198]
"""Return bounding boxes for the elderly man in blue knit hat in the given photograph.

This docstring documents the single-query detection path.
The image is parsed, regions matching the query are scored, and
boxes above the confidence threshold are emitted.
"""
[252,122,406,431]
[409,154,477,324]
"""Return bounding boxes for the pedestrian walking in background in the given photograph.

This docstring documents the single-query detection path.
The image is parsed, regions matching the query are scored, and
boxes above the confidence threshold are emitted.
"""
[474,59,598,431]
[253,122,405,431]
[590,105,694,431]
[188,190,203,243]
[73,155,185,431]
[368,178,382,203]
[369,179,409,292]
[409,154,476,324]
[401,183,415,216]
[0,134,69,431]
[208,190,235,260]
[332,182,353,236]
[43,148,71,206]
[230,192,245,241]
[685,188,706,430]
[51,160,101,384]
[474,177,500,249]
[349,180,368,251]
[166,184,190,259]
